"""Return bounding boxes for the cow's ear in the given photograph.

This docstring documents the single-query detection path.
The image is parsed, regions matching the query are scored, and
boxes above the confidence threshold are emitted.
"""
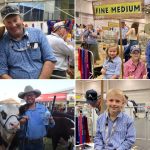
[1,110,7,120]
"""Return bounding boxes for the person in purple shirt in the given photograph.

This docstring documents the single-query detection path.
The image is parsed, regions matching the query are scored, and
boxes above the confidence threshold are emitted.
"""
[94,89,136,150]
[124,45,146,79]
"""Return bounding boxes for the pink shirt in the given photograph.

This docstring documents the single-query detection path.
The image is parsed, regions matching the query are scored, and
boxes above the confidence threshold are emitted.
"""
[123,59,146,79]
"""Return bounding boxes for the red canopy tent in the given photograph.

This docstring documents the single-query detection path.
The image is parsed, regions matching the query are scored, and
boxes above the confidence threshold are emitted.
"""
[36,93,67,102]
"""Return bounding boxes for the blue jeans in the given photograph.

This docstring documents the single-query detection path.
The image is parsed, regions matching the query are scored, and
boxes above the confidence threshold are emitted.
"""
[147,68,150,79]
[19,139,44,150]
[124,40,138,62]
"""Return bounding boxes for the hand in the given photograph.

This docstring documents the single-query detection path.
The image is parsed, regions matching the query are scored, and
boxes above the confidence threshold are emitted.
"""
[101,68,106,75]
[19,116,29,125]
[67,67,74,79]
[128,75,134,79]
[143,74,147,79]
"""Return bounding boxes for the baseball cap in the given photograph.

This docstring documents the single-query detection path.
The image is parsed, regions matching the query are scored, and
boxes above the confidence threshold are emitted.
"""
[0,5,20,21]
[85,89,100,104]
[130,45,141,53]
[53,21,70,32]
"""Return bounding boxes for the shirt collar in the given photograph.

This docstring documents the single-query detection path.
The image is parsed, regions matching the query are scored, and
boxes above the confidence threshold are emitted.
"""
[105,110,123,120]
[128,58,140,66]
[51,32,62,39]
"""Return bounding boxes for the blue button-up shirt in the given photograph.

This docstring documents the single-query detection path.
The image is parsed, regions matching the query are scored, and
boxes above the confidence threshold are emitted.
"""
[94,111,136,150]
[24,103,55,140]
[0,27,56,79]
[103,56,122,79]
[117,26,128,39]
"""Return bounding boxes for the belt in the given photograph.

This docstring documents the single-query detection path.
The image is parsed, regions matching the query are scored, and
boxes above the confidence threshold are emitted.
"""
[24,138,43,144]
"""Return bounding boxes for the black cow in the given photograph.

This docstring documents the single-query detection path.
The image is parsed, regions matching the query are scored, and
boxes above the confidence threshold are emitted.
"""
[47,111,74,150]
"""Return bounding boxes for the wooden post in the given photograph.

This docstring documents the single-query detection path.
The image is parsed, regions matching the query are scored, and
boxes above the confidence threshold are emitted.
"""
[119,19,124,79]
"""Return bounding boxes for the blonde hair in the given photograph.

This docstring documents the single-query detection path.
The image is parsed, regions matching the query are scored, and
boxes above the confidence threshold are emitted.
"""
[106,43,119,59]
[106,89,125,103]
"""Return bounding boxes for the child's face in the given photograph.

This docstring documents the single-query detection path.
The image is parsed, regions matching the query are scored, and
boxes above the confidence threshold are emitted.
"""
[106,94,124,115]
[131,51,140,61]
[108,47,117,59]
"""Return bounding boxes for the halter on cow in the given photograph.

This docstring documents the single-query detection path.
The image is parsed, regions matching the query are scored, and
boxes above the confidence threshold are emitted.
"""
[0,104,20,150]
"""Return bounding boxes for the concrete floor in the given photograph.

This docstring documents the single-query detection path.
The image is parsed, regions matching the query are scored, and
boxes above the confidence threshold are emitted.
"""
[134,117,150,150]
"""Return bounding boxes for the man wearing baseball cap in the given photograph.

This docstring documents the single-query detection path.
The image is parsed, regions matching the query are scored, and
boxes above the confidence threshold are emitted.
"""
[0,4,56,79]
[124,45,146,79]
[85,89,101,115]
[18,85,55,150]
[47,21,74,79]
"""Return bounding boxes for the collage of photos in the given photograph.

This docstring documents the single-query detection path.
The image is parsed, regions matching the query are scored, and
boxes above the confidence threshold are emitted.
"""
[0,0,150,150]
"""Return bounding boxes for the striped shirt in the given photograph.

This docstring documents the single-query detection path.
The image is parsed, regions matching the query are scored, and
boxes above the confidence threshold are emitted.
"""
[94,111,136,150]
[0,27,56,79]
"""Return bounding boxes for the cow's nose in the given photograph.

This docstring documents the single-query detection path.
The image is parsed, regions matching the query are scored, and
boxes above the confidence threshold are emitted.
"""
[10,122,20,129]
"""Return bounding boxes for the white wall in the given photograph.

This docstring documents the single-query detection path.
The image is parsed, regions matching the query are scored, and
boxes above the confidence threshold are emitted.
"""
[76,0,93,14]
[76,80,150,104]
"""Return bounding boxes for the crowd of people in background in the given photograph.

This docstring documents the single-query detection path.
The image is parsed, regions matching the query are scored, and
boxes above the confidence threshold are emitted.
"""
[76,20,150,79]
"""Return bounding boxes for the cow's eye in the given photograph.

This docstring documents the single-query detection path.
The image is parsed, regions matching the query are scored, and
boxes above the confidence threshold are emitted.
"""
[1,110,7,120]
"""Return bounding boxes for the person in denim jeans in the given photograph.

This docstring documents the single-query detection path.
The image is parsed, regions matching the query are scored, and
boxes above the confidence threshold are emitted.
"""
[18,85,55,150]
[146,40,150,79]
[124,22,139,62]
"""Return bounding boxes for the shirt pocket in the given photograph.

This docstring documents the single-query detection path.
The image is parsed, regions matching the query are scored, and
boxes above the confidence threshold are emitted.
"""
[29,46,42,61]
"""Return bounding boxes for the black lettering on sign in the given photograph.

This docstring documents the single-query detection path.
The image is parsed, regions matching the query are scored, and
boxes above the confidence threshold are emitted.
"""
[111,5,141,13]
[121,6,125,12]
[134,5,140,11]
[117,7,120,13]
[129,6,133,12]
[111,7,116,13]
[96,7,109,14]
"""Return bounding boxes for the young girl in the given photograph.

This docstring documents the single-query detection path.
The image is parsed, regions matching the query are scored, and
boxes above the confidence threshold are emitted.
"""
[124,45,147,79]
[101,44,122,79]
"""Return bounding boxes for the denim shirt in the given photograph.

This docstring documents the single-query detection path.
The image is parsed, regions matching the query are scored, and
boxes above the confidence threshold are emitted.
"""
[24,103,55,140]
[94,111,136,150]
[0,27,56,79]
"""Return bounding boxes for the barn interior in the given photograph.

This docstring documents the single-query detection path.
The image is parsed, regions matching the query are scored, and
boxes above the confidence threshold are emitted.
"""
[76,0,150,79]
[75,80,150,150]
